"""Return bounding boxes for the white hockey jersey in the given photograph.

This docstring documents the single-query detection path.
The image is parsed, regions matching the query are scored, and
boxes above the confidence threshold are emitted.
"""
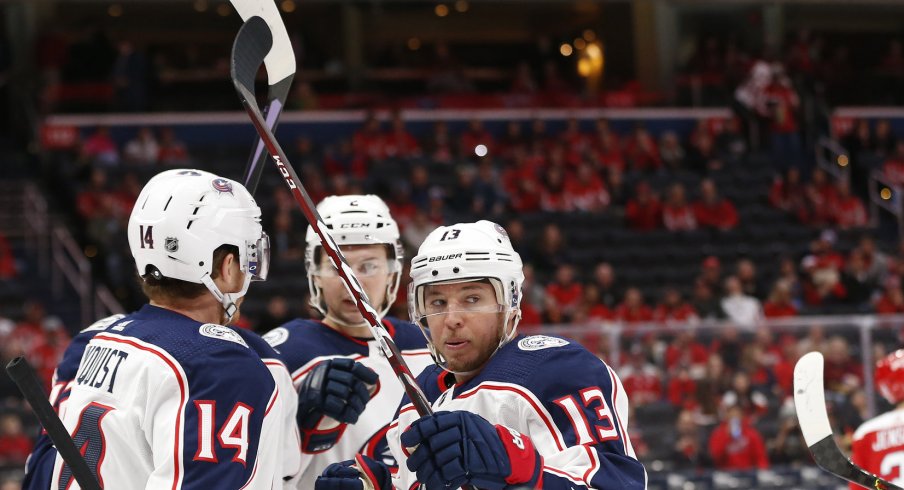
[388,335,648,490]
[264,317,433,488]
[45,305,300,489]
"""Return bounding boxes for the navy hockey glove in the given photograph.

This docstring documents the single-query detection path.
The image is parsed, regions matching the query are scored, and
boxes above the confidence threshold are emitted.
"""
[315,454,392,490]
[400,411,542,490]
[298,358,379,427]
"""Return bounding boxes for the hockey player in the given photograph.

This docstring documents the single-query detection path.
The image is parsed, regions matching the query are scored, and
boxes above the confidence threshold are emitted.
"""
[316,220,647,490]
[850,349,904,489]
[25,169,301,489]
[262,195,433,488]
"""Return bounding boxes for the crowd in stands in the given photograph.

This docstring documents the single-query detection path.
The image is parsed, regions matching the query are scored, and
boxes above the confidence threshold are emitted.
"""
[32,22,904,113]
[6,106,904,486]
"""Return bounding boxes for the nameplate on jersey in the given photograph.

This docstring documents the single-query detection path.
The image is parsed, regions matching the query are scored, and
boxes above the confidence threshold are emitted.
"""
[517,335,568,351]
[199,324,248,348]
[262,327,289,347]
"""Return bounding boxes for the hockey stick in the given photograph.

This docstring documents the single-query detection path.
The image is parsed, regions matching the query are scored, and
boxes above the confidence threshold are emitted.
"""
[231,14,434,423]
[6,357,102,490]
[228,0,295,193]
[794,352,903,490]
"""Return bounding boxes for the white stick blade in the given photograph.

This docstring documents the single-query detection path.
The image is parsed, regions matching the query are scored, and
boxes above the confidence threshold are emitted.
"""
[794,351,834,447]
[229,0,296,82]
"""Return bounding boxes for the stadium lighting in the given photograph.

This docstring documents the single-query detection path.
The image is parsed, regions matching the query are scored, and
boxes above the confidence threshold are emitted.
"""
[560,43,573,56]
[454,0,469,13]
[281,0,296,13]
[408,38,421,51]
[574,38,587,50]
[583,30,597,42]
[837,154,849,167]
[108,4,123,17]
[881,187,893,200]
[435,4,449,17]
[474,144,488,157]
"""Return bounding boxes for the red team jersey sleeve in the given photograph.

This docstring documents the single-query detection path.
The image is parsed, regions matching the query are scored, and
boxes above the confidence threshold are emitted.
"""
[851,409,904,490]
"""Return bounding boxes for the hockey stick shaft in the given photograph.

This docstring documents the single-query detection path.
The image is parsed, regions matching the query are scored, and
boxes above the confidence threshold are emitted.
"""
[231,17,433,417]
[6,357,102,490]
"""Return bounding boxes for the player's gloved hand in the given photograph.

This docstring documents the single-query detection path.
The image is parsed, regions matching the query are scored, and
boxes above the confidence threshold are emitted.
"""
[298,358,378,427]
[400,410,542,490]
[315,454,392,490]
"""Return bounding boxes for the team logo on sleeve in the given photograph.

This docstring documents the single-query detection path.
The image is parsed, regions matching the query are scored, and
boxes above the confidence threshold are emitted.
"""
[199,324,248,348]
[262,327,289,347]
[517,335,569,351]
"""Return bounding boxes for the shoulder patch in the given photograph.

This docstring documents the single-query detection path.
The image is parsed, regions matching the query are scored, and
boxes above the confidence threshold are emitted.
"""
[199,324,249,348]
[517,335,569,351]
[262,327,289,347]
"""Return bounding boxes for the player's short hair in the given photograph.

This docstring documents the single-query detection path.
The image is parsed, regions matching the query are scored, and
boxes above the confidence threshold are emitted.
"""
[139,245,239,302]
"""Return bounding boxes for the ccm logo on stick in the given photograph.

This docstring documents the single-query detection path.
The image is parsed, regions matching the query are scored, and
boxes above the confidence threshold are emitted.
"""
[273,156,297,189]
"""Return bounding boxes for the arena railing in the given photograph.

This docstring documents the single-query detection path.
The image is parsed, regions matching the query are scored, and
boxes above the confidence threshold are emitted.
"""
[536,313,904,419]
[23,184,124,328]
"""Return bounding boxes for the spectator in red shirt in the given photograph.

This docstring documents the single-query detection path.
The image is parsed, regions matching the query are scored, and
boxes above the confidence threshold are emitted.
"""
[614,287,654,324]
[76,167,113,220]
[799,168,838,225]
[539,166,570,212]
[580,284,613,321]
[0,232,16,279]
[882,141,904,185]
[0,414,32,466]
[383,111,421,159]
[659,131,686,171]
[664,330,710,372]
[654,287,699,322]
[80,125,120,166]
[560,117,592,154]
[662,183,697,231]
[625,181,662,231]
[592,125,626,173]
[693,178,739,229]
[157,127,191,167]
[763,280,799,318]
[832,180,868,229]
[565,163,610,212]
[769,167,806,214]
[667,367,700,410]
[625,125,662,172]
[875,283,904,314]
[823,335,863,392]
[425,121,454,163]
[459,118,494,159]
[352,112,386,161]
[618,349,663,407]
[708,405,770,470]
[545,264,584,318]
[764,70,802,171]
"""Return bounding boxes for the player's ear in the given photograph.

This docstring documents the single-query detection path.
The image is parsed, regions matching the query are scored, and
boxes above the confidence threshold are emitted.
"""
[218,252,243,292]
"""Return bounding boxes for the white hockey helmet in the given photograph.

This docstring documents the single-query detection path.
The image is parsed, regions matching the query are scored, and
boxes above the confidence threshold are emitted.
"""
[305,194,404,317]
[128,169,269,321]
[409,220,524,369]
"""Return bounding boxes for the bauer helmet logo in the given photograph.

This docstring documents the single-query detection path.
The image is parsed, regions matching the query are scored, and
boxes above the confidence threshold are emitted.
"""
[164,237,179,252]
[211,178,234,194]
[428,253,462,262]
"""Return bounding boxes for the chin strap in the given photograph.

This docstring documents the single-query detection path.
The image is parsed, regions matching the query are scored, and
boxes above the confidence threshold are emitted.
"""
[200,273,252,324]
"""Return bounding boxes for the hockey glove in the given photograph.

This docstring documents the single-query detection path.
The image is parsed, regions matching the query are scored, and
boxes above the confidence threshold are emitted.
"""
[315,454,392,490]
[298,358,379,427]
[400,410,542,490]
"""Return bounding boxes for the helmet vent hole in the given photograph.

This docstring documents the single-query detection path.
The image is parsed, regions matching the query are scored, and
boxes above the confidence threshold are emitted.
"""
[199,261,204,266]
[453,267,460,273]
[163,195,173,211]
[432,270,438,276]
